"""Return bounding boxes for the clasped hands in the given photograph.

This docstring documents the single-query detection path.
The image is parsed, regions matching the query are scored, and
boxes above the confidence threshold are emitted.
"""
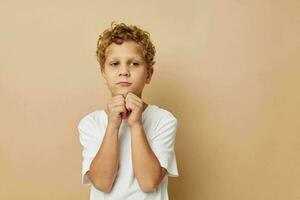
[106,92,144,129]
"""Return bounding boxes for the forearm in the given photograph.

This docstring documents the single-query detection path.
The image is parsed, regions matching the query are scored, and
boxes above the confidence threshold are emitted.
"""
[88,123,119,192]
[130,123,164,192]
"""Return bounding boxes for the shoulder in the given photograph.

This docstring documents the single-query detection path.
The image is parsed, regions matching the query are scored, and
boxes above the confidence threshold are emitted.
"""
[152,104,177,121]
[147,105,178,129]
[146,105,178,142]
[77,109,105,129]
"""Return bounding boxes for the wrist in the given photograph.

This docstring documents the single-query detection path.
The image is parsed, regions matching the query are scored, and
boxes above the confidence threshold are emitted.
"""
[107,122,120,131]
[129,121,143,129]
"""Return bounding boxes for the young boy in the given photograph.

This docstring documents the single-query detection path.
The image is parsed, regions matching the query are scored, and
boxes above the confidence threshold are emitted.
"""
[77,22,179,200]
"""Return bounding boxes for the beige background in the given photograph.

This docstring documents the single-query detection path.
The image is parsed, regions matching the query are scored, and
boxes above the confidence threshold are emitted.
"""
[1,0,300,199]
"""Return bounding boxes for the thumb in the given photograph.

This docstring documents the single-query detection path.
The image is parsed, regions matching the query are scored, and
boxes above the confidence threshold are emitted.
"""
[121,109,127,119]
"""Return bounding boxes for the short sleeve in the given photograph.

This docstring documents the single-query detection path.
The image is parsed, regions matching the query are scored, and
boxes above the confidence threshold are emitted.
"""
[77,116,101,186]
[149,113,179,177]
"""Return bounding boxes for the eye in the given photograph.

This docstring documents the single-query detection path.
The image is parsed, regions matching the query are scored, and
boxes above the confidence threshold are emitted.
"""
[131,62,140,67]
[110,62,119,67]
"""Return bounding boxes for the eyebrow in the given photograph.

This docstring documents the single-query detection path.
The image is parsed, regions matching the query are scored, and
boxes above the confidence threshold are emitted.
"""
[108,57,143,61]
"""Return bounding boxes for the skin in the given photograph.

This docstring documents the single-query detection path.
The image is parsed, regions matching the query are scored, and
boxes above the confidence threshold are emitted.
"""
[87,40,167,193]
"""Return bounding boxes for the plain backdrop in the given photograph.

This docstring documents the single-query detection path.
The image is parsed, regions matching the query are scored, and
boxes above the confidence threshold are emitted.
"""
[1,0,300,199]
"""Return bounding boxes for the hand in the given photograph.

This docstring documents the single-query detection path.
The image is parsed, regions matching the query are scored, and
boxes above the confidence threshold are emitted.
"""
[106,94,128,129]
[124,92,144,128]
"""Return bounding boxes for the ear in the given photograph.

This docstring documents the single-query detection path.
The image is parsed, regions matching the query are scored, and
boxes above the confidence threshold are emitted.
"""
[146,67,154,84]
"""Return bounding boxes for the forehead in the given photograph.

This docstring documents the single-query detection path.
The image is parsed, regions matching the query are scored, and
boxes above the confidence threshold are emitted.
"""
[105,40,144,60]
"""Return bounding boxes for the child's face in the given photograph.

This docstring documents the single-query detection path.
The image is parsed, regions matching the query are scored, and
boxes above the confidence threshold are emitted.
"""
[101,40,153,98]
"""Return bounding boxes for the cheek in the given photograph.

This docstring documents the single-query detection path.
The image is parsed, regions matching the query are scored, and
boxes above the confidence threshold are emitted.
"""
[104,76,115,87]
[133,71,147,81]
[133,75,146,83]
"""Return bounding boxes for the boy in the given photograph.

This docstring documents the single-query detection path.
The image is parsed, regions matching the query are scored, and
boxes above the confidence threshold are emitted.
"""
[77,22,179,200]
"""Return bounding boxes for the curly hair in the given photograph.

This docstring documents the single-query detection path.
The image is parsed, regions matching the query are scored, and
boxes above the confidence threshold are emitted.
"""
[96,21,156,70]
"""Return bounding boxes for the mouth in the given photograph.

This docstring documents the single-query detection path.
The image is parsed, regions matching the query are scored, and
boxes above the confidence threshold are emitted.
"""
[117,82,132,86]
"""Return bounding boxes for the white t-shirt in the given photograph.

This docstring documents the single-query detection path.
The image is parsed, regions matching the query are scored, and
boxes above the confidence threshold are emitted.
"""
[77,104,179,200]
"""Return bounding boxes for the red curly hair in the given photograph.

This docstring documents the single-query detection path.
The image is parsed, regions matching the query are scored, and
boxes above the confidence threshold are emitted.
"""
[96,21,156,70]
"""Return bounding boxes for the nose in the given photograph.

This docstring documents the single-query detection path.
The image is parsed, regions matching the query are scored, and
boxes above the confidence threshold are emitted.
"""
[118,64,130,77]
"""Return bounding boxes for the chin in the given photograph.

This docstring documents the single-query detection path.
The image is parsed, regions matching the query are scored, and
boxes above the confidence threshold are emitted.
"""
[115,89,135,96]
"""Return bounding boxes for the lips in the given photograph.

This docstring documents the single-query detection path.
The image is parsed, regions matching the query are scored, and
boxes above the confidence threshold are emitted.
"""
[117,81,131,84]
[117,81,132,86]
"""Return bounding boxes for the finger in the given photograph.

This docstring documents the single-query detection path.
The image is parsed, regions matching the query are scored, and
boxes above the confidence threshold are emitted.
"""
[126,93,142,103]
[110,96,126,104]
[111,99,126,106]
[110,103,127,113]
[108,100,125,109]
[112,95,125,101]
[108,99,124,107]
[127,92,141,100]
[126,97,143,108]
[119,106,128,119]
[114,105,127,114]
[125,100,142,112]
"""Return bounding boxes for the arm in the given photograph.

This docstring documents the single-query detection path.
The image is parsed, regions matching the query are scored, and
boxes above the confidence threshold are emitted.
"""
[87,123,119,192]
[130,123,167,193]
